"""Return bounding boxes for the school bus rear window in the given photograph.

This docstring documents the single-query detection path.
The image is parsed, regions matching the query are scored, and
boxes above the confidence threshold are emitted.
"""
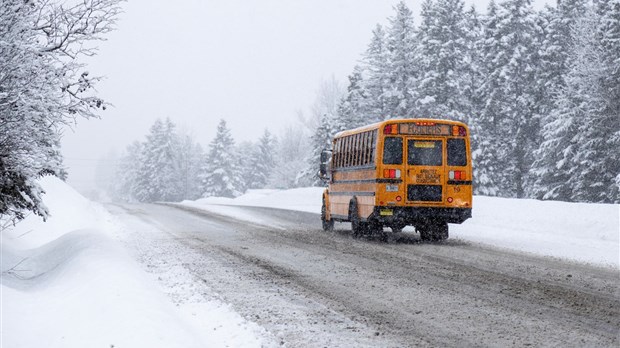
[448,138,467,166]
[408,140,442,166]
[383,137,402,165]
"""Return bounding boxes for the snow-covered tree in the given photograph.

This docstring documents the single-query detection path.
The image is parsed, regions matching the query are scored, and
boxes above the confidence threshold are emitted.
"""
[471,0,504,196]
[0,0,121,222]
[176,133,204,201]
[538,0,588,119]
[114,141,144,202]
[415,0,469,121]
[360,25,390,122]
[384,1,418,119]
[568,0,620,203]
[132,118,183,202]
[476,0,541,197]
[268,125,310,189]
[242,130,277,190]
[336,66,371,131]
[299,78,344,186]
[531,1,619,203]
[201,119,243,198]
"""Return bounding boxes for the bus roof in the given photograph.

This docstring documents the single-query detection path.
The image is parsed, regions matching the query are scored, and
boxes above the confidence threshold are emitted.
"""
[334,118,469,138]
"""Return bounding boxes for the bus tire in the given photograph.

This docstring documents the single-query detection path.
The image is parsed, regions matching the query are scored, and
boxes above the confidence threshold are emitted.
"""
[432,222,449,241]
[321,198,334,231]
[367,221,384,239]
[418,224,432,241]
[419,222,449,241]
[349,200,366,237]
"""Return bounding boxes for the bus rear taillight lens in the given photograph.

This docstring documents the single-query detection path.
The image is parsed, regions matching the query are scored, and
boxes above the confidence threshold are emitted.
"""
[449,170,465,180]
[383,169,401,179]
[383,124,398,134]
[452,126,467,136]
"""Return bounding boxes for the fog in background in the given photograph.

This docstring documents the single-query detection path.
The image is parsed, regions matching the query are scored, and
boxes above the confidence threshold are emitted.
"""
[61,0,548,193]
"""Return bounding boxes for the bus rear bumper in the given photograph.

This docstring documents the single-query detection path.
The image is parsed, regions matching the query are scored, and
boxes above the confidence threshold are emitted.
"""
[371,206,472,225]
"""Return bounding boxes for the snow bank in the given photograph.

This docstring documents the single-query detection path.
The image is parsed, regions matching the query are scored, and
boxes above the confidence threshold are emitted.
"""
[1,177,267,348]
[183,188,619,268]
[3,176,121,250]
[2,230,206,348]
[186,187,322,213]
[452,196,619,268]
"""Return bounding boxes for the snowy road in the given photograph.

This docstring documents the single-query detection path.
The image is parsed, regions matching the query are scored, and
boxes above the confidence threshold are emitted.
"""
[108,202,619,348]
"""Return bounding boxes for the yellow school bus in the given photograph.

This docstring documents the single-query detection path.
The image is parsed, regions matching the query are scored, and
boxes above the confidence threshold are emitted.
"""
[319,119,472,240]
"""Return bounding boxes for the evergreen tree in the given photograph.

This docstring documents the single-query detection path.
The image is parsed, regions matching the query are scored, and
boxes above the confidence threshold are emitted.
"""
[268,126,309,189]
[530,0,588,200]
[384,1,418,118]
[176,134,204,200]
[538,0,588,120]
[477,0,541,197]
[568,0,620,203]
[114,141,144,202]
[473,0,504,196]
[201,119,243,198]
[416,0,469,121]
[463,5,485,123]
[304,113,338,187]
[240,129,277,190]
[596,0,620,202]
[361,25,390,122]
[532,1,619,203]
[135,118,183,202]
[336,65,370,131]
[299,77,344,186]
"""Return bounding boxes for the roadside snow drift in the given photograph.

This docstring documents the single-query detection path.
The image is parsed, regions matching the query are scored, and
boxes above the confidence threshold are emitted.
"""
[1,177,267,348]
[185,188,619,268]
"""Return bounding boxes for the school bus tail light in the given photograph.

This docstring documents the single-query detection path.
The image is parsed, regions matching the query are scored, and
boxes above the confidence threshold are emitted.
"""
[383,169,401,179]
[383,124,398,135]
[449,170,465,180]
[452,126,467,136]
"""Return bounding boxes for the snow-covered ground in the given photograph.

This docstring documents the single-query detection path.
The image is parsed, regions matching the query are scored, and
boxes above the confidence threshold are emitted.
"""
[2,179,618,348]
[184,188,620,268]
[1,177,270,348]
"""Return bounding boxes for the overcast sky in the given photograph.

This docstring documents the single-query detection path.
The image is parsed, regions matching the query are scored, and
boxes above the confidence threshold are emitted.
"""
[61,0,549,191]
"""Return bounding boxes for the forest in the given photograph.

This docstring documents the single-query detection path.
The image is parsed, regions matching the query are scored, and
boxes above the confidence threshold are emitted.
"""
[1,0,618,224]
[111,0,618,205]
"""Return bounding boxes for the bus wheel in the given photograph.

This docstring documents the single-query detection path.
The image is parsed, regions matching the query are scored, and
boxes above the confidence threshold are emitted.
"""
[418,224,432,241]
[321,198,334,231]
[432,222,449,241]
[367,221,384,239]
[349,201,366,237]
[419,222,448,241]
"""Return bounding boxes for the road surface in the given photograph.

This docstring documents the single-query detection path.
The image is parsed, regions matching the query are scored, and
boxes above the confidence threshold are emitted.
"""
[107,202,619,347]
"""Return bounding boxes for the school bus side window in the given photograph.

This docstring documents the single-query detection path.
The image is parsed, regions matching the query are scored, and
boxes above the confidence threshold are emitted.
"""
[334,139,340,168]
[345,136,351,167]
[383,137,403,165]
[370,130,377,163]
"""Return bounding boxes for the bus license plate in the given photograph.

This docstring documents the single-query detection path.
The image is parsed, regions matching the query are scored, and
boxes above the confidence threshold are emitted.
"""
[380,209,393,216]
[386,185,399,192]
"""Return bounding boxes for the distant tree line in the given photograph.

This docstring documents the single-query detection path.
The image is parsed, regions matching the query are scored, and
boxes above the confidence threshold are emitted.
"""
[113,0,618,204]
[110,118,307,202]
[303,0,619,203]
[0,0,122,223]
